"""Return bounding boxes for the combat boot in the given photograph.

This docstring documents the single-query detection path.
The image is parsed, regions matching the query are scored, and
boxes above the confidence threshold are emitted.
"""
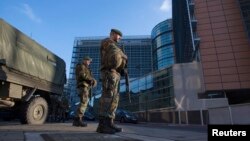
[96,117,104,133]
[96,118,116,134]
[110,118,122,132]
[72,117,87,127]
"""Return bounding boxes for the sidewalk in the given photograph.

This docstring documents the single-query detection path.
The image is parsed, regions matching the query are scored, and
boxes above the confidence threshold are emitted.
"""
[0,122,207,141]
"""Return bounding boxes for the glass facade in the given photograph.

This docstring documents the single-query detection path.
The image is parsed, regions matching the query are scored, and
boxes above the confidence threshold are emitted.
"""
[239,0,250,40]
[151,19,175,71]
[120,36,153,79]
[172,0,200,63]
[69,36,153,109]
[68,37,102,107]
[115,20,177,117]
[118,67,175,112]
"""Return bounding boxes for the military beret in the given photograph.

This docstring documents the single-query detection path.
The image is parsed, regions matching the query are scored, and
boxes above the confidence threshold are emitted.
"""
[111,28,122,36]
[83,56,92,61]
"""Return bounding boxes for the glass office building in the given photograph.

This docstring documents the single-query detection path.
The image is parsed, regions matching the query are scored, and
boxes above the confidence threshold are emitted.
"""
[151,19,175,71]
[116,20,176,120]
[114,20,176,122]
[117,0,250,124]
[239,0,250,39]
[69,36,153,110]
[120,36,153,79]
[172,0,200,63]
[119,67,175,113]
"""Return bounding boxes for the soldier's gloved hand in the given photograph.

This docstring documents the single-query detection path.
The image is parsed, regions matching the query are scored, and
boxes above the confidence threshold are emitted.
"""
[122,54,128,60]
[91,79,97,87]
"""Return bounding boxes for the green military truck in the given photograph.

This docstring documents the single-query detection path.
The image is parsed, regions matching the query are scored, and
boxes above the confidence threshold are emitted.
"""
[0,18,66,124]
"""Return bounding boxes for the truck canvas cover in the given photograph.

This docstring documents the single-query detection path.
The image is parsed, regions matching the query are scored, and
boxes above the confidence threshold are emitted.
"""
[0,18,66,87]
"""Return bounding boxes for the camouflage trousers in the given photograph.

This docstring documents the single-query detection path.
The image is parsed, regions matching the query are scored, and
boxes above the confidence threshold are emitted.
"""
[99,70,120,119]
[75,87,90,118]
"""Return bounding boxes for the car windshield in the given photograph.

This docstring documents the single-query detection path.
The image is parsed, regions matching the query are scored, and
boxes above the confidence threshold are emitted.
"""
[122,110,134,116]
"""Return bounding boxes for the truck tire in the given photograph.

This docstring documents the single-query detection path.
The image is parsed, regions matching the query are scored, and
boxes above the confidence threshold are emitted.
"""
[20,97,48,124]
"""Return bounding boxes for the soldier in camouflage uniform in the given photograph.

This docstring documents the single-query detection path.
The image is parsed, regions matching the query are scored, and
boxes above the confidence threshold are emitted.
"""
[96,29,127,134]
[73,56,97,127]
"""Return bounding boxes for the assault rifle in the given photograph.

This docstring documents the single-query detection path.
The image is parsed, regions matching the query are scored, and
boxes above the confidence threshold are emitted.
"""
[120,44,131,103]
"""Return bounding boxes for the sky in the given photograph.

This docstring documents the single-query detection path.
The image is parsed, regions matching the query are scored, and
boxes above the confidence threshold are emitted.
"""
[0,0,172,78]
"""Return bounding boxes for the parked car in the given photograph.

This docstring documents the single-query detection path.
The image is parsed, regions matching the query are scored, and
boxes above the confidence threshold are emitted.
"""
[115,109,138,124]
[83,111,95,121]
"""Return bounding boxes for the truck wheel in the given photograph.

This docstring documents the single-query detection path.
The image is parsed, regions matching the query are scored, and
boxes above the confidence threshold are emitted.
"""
[20,97,48,124]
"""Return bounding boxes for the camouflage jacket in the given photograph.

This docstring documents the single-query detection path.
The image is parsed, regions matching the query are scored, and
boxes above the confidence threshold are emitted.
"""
[75,63,93,88]
[100,38,126,72]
